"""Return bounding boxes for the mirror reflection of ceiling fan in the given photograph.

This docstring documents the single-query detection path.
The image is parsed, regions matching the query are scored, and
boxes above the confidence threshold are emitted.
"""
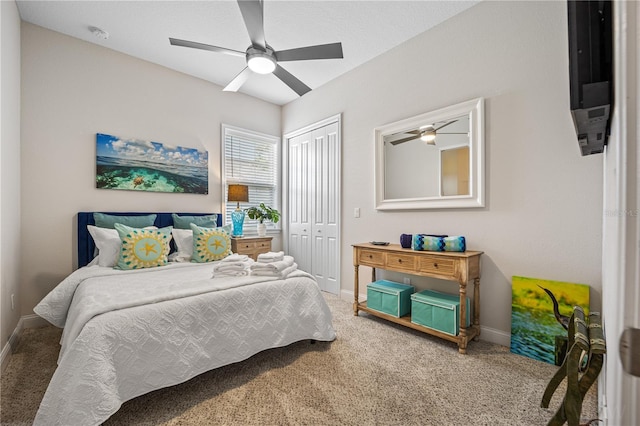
[169,0,344,97]
[388,120,467,146]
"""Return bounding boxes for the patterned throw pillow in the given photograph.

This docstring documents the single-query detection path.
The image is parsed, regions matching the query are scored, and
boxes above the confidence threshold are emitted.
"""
[114,223,172,270]
[190,223,231,263]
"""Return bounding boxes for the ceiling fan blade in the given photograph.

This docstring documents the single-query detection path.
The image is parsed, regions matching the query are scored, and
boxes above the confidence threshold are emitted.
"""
[273,65,311,96]
[223,67,253,92]
[169,38,245,58]
[389,135,420,146]
[237,0,266,50]
[275,42,344,62]
[434,120,458,131]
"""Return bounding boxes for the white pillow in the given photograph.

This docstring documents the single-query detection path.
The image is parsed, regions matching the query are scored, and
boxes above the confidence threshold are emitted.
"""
[88,224,158,267]
[170,228,193,262]
[87,225,121,267]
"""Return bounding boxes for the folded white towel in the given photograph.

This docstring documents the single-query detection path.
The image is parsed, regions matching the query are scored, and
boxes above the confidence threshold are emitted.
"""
[257,251,285,263]
[215,264,245,271]
[214,261,248,272]
[250,263,298,279]
[212,269,248,278]
[222,253,250,262]
[250,255,294,272]
[212,259,252,278]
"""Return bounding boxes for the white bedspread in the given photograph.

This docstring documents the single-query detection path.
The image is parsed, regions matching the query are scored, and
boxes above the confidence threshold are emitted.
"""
[33,262,336,426]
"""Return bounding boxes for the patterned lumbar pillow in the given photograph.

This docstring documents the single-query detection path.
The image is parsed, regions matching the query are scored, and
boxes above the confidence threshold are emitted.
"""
[412,234,445,251]
[444,236,466,252]
[114,223,172,269]
[190,223,231,262]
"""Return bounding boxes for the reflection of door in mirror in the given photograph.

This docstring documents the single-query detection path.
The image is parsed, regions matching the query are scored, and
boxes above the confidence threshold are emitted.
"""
[383,114,469,200]
[441,146,470,196]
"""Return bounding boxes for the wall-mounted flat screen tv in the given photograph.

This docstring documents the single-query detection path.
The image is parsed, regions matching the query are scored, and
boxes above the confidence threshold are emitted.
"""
[567,0,613,156]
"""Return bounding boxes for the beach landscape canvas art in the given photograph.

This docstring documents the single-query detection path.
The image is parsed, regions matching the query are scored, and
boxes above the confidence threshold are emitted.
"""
[96,133,208,194]
[510,276,590,365]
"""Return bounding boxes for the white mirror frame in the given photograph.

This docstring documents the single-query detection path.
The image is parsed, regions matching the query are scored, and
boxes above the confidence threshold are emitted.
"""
[375,97,485,210]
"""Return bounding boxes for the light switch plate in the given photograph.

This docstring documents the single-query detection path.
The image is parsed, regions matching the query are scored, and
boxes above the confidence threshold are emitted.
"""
[620,327,640,377]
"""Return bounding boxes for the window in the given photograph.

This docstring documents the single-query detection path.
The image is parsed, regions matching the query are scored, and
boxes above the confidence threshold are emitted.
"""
[222,124,280,235]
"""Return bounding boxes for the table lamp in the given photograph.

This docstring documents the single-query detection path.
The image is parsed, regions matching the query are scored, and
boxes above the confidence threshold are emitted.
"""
[228,184,249,237]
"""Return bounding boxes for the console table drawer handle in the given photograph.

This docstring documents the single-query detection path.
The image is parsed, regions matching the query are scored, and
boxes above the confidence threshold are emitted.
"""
[397,259,402,263]
[433,263,438,268]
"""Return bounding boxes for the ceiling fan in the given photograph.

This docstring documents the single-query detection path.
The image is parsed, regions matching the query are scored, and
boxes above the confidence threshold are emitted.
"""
[169,0,343,97]
[388,120,466,146]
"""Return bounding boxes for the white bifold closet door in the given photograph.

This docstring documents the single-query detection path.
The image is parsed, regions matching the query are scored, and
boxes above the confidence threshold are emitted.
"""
[287,119,340,294]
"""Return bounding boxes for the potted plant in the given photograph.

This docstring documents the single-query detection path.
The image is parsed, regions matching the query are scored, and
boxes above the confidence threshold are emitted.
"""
[245,203,281,237]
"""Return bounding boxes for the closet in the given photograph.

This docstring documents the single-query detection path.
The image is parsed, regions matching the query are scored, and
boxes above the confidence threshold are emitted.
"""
[285,115,341,294]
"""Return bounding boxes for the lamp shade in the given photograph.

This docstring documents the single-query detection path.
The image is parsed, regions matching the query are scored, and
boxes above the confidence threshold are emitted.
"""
[228,184,249,203]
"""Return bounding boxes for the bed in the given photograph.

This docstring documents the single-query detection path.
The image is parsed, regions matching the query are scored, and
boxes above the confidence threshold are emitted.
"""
[33,212,336,426]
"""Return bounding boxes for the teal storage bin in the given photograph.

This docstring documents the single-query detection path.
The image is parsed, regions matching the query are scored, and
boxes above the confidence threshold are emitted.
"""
[366,280,414,318]
[410,289,470,336]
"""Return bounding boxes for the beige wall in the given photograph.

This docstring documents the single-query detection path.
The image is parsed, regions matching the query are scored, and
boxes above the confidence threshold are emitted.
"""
[283,1,603,344]
[20,23,281,314]
[1,0,22,360]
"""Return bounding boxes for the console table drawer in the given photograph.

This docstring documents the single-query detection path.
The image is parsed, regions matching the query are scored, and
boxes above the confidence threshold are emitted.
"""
[386,253,416,271]
[358,249,385,267]
[420,256,455,276]
[236,241,257,251]
[255,240,271,250]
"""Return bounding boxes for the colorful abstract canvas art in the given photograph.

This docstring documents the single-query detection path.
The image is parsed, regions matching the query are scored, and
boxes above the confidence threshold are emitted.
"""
[96,133,208,194]
[510,276,590,365]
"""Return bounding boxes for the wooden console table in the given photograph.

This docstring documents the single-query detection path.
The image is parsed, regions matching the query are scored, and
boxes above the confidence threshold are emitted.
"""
[353,243,483,354]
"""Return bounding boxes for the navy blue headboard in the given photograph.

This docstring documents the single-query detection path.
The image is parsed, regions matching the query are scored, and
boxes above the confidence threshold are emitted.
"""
[78,212,222,268]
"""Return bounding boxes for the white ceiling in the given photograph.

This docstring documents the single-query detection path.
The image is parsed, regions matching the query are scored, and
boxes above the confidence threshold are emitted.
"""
[16,0,479,105]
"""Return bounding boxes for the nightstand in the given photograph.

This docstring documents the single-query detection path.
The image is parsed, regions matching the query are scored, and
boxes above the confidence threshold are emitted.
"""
[231,236,273,261]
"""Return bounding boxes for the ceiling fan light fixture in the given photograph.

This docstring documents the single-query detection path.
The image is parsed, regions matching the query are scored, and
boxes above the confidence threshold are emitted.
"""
[247,51,276,74]
[420,130,436,143]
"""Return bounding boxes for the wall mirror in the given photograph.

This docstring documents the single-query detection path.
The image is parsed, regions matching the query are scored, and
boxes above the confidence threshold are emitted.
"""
[375,98,485,210]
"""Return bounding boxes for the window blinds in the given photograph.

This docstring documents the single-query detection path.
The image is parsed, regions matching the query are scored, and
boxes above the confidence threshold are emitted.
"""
[223,127,279,233]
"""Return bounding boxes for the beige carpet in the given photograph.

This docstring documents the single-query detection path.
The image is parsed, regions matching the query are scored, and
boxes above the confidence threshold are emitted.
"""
[1,293,598,425]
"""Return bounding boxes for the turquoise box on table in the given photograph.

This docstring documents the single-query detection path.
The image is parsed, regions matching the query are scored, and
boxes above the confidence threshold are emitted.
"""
[366,280,414,318]
[411,289,470,336]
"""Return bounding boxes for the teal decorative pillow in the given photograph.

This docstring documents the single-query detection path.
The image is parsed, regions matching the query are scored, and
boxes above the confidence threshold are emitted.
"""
[444,236,466,252]
[171,213,218,229]
[114,223,172,269]
[94,213,157,229]
[190,223,231,263]
[412,234,445,251]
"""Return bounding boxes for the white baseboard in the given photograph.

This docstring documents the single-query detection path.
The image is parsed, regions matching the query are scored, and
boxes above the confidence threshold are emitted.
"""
[340,289,511,347]
[0,314,49,373]
[20,313,48,329]
[339,288,366,303]
[477,325,510,347]
[1,319,23,373]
